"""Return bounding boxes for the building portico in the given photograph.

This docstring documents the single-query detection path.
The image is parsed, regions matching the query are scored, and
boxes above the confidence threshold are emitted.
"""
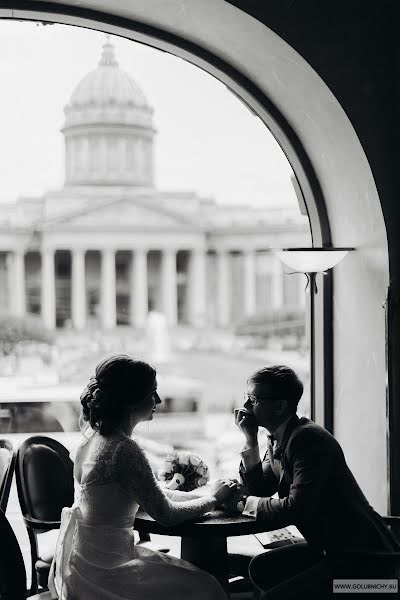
[0,236,307,330]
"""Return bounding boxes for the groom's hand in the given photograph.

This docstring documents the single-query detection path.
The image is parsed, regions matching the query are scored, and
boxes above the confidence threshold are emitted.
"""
[210,479,244,508]
[220,479,246,513]
[210,479,236,506]
[234,408,258,446]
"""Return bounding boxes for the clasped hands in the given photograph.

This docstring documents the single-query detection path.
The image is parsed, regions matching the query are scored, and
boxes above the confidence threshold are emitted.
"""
[210,478,246,513]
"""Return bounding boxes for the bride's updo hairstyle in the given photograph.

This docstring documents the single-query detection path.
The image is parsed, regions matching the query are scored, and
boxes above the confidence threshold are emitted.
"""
[80,354,156,435]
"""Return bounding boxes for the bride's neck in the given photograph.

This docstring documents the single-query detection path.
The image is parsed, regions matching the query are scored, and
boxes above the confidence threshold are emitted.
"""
[113,417,137,438]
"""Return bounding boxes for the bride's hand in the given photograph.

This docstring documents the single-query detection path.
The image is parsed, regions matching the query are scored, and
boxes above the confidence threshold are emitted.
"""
[209,478,230,496]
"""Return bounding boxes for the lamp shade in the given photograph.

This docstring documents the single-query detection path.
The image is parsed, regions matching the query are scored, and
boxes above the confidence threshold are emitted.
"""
[274,247,352,273]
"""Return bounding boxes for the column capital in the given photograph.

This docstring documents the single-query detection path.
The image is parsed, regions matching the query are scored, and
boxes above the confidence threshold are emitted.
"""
[215,247,230,257]
[243,247,256,256]
[191,246,207,255]
[41,246,55,256]
[71,247,86,256]
[12,247,26,257]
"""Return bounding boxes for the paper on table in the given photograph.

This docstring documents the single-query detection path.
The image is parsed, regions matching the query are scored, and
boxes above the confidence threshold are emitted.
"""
[255,525,304,547]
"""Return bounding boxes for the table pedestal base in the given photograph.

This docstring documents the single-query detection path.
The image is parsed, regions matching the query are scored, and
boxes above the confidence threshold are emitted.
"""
[181,536,229,592]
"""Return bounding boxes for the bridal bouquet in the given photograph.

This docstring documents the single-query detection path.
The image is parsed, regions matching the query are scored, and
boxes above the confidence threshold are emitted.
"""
[158,450,210,492]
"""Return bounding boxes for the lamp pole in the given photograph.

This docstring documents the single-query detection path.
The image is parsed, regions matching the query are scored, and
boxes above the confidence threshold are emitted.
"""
[308,272,317,420]
[275,247,353,426]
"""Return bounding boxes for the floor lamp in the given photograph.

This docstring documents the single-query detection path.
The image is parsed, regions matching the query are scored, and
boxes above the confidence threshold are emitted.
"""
[275,247,353,420]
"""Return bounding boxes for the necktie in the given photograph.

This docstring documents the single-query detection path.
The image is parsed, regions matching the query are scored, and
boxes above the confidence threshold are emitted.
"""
[267,434,281,479]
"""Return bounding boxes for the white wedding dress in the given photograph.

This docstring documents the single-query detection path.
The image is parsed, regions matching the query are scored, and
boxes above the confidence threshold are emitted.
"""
[48,431,226,600]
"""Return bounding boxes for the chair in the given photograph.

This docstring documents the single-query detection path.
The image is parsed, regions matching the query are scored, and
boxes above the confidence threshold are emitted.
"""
[15,435,169,595]
[0,438,16,512]
[0,508,51,600]
[15,436,74,595]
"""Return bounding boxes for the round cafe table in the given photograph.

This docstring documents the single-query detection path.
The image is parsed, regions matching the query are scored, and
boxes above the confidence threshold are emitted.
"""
[134,508,267,592]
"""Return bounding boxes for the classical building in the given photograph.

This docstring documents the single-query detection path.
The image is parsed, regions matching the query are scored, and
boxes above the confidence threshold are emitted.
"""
[0,39,309,331]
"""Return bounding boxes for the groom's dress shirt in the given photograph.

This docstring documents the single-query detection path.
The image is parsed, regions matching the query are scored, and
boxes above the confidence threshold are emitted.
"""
[240,417,291,517]
[239,414,400,555]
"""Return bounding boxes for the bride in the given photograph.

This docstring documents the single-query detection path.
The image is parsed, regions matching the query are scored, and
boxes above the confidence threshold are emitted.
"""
[48,354,236,599]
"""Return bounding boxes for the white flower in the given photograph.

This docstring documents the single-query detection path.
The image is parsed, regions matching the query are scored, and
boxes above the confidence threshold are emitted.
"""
[178,452,190,465]
[189,455,201,466]
[166,452,178,462]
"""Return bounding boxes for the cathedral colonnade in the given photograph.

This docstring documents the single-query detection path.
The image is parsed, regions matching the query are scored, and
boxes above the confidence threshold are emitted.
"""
[3,245,302,330]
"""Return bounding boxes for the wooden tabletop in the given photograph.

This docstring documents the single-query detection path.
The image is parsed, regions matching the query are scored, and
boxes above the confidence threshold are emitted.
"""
[135,509,267,538]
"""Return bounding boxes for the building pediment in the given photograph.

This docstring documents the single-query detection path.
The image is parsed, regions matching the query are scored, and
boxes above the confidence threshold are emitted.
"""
[40,196,200,231]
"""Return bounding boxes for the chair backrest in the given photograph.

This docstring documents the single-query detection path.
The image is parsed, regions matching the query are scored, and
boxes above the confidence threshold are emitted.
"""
[15,436,74,525]
[0,508,28,600]
[0,439,16,513]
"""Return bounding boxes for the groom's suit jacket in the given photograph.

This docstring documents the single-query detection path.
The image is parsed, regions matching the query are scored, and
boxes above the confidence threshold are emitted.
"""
[240,415,400,555]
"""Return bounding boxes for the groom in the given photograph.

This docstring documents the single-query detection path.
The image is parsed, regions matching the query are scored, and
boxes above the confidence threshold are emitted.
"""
[231,365,400,598]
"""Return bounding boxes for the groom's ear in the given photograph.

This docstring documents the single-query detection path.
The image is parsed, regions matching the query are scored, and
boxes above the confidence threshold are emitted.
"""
[275,398,288,416]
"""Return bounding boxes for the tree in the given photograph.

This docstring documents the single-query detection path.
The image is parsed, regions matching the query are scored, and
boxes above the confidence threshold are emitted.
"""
[235,308,305,340]
[0,315,54,356]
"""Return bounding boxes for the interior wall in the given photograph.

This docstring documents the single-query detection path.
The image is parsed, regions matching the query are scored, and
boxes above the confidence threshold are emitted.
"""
[2,0,390,511]
[226,0,399,514]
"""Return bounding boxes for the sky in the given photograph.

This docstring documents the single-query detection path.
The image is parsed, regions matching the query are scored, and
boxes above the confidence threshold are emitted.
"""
[0,20,299,210]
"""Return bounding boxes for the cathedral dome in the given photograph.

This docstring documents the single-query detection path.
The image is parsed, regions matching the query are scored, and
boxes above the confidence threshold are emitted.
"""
[70,44,148,108]
[62,38,155,187]
[63,39,154,129]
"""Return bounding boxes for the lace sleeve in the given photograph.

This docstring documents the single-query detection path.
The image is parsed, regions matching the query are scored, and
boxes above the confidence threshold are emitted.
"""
[164,489,203,501]
[113,438,216,527]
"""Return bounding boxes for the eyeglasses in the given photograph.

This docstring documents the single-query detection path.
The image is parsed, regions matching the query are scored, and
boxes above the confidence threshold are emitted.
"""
[243,392,276,406]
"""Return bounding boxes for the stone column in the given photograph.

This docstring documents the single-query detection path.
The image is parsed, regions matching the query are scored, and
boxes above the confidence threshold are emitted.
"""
[82,137,89,176]
[243,249,256,318]
[6,253,13,314]
[161,248,177,326]
[41,248,56,330]
[65,140,71,182]
[188,247,206,327]
[71,248,86,330]
[272,258,284,308]
[130,248,148,328]
[99,136,107,176]
[216,249,231,327]
[101,248,116,329]
[9,250,26,318]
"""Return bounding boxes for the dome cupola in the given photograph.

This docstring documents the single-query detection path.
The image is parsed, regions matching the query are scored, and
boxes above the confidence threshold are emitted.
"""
[62,37,155,187]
